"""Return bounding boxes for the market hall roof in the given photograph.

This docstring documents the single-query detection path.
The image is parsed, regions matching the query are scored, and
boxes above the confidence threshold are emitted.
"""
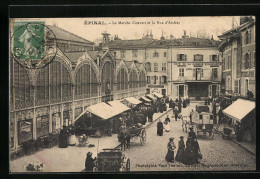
[63,52,86,63]
[47,25,94,45]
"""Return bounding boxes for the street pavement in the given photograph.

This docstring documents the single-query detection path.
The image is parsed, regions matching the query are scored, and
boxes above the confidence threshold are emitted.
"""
[9,103,256,172]
[123,102,256,171]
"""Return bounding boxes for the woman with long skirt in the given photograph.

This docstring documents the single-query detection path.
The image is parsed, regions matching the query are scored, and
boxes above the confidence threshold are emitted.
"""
[165,137,176,162]
[175,136,185,163]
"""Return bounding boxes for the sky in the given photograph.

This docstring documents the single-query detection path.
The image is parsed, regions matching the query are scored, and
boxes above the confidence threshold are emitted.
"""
[39,17,243,43]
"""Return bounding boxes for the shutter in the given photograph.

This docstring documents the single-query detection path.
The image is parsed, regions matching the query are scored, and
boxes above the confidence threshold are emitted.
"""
[193,69,196,77]
[177,54,180,61]
[209,55,212,62]
[185,54,187,61]
[177,85,179,97]
[217,54,220,62]
[249,52,252,69]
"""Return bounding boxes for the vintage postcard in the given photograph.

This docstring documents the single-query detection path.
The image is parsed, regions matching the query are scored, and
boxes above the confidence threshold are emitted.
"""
[9,17,256,172]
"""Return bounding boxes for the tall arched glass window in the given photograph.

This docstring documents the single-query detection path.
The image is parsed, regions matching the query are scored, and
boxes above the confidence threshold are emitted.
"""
[117,68,128,91]
[75,64,98,98]
[129,70,138,89]
[36,57,73,104]
[11,59,31,109]
[139,71,146,88]
[101,61,113,94]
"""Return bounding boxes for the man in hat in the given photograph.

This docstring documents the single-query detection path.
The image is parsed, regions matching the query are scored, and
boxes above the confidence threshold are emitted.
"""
[188,127,197,141]
[175,136,185,163]
[85,152,96,172]
[165,137,176,162]
[157,119,164,136]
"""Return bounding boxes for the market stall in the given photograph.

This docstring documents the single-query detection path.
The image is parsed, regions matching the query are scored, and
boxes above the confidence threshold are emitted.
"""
[223,98,255,142]
[153,92,163,99]
[74,102,122,137]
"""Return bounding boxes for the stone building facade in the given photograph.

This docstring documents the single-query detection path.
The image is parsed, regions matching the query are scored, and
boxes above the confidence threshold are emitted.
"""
[218,17,255,99]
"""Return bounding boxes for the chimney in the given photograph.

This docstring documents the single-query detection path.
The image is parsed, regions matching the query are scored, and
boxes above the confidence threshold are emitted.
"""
[182,30,189,38]
[170,35,174,40]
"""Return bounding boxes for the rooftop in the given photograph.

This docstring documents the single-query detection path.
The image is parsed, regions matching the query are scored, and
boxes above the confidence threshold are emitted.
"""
[104,38,154,49]
[47,25,94,44]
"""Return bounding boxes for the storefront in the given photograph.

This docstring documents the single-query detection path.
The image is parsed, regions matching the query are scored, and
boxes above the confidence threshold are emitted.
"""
[36,107,50,138]
[223,98,255,142]
[51,105,61,133]
[17,110,34,145]
[63,103,72,127]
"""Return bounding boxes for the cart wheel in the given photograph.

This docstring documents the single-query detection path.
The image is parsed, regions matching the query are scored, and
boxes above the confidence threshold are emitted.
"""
[140,129,146,145]
[125,158,130,172]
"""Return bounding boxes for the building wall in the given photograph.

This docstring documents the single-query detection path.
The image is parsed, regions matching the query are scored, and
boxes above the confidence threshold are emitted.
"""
[112,49,146,63]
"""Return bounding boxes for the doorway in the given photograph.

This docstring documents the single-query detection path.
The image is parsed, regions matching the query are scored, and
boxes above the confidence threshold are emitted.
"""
[162,89,166,96]
[179,85,184,97]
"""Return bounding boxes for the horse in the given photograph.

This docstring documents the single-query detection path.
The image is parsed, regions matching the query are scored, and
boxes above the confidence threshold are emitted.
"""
[181,115,191,133]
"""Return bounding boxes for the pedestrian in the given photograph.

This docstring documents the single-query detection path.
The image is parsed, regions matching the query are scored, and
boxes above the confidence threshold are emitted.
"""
[183,137,196,165]
[172,101,175,111]
[175,136,185,163]
[192,139,202,163]
[174,108,179,121]
[188,127,197,141]
[164,121,170,132]
[68,127,77,146]
[165,137,176,162]
[178,101,182,113]
[157,119,164,136]
[59,126,68,148]
[218,108,223,124]
[165,115,170,123]
[126,131,131,149]
[183,99,187,108]
[85,152,96,172]
[189,110,193,124]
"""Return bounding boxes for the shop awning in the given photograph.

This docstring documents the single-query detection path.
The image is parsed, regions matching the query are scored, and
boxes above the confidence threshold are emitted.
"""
[108,100,131,113]
[140,96,151,102]
[223,99,255,122]
[124,97,143,105]
[147,94,156,100]
[75,102,121,121]
[153,92,163,98]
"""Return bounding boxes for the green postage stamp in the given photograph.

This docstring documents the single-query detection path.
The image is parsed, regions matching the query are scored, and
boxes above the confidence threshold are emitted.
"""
[12,22,45,60]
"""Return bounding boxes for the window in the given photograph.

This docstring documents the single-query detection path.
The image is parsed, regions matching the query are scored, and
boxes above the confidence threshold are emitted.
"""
[120,50,125,58]
[153,52,159,57]
[164,52,167,57]
[147,76,150,84]
[179,68,184,77]
[244,53,250,69]
[177,54,187,61]
[234,79,240,94]
[210,55,218,62]
[132,50,138,58]
[193,68,202,80]
[154,63,158,71]
[162,76,167,84]
[245,29,251,45]
[153,76,157,84]
[245,79,249,96]
[113,51,116,57]
[212,68,218,78]
[226,77,231,92]
[252,51,255,68]
[194,54,203,61]
[145,62,151,72]
[227,55,231,69]
[162,63,167,71]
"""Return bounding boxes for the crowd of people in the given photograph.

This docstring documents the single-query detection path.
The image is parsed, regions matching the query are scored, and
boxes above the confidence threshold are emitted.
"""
[165,127,202,165]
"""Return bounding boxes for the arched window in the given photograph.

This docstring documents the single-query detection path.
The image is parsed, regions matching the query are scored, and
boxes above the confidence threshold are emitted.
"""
[139,71,146,88]
[101,61,113,94]
[36,58,73,104]
[75,64,98,98]
[11,59,31,109]
[129,70,138,89]
[117,68,128,91]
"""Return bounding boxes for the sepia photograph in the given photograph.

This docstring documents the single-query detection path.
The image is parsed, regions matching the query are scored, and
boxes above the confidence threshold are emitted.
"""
[9,16,256,173]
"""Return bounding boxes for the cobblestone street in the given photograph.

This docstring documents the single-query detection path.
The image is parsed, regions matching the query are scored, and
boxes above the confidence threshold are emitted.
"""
[123,103,256,171]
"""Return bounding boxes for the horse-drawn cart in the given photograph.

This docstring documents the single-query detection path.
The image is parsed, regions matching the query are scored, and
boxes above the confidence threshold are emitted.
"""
[118,123,147,146]
[94,148,130,172]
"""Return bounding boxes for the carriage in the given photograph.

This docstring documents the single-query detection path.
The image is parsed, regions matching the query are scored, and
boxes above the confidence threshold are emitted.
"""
[118,123,147,146]
[191,112,216,139]
[93,148,130,172]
